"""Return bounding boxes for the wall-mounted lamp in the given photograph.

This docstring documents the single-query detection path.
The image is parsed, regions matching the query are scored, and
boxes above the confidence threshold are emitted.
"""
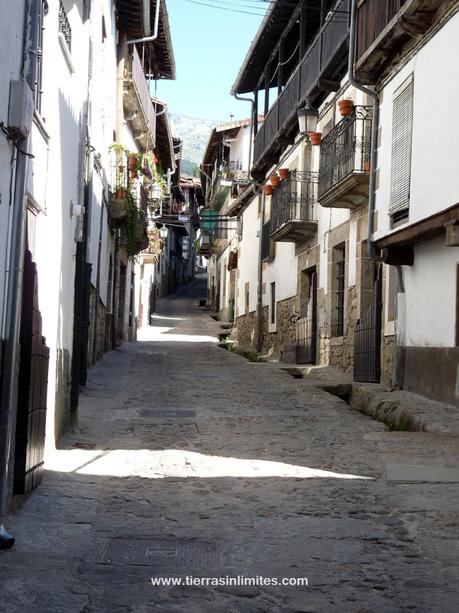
[158,225,169,239]
[297,103,319,135]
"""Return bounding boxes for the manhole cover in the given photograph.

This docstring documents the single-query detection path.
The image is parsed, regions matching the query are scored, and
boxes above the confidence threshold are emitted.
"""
[98,538,219,573]
[139,409,196,418]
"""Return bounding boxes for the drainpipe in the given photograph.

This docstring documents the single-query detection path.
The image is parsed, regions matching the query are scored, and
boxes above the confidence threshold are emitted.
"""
[127,0,160,45]
[0,0,40,550]
[232,92,254,173]
[348,0,405,385]
[348,0,380,263]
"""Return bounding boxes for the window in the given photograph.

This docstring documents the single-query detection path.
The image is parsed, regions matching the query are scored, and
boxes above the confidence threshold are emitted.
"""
[34,1,48,113]
[270,282,276,325]
[389,76,414,224]
[332,244,345,337]
[245,282,249,315]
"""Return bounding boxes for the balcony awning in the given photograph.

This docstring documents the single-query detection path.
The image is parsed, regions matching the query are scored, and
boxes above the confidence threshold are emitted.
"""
[231,0,321,95]
[115,0,176,80]
[152,97,175,170]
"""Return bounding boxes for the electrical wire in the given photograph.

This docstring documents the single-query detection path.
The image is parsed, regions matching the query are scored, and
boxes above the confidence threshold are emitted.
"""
[0,122,34,158]
[181,0,267,16]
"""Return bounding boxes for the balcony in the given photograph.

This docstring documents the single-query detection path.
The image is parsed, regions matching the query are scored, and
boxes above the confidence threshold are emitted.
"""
[124,46,156,149]
[318,106,372,210]
[252,0,349,178]
[355,0,444,83]
[270,171,318,244]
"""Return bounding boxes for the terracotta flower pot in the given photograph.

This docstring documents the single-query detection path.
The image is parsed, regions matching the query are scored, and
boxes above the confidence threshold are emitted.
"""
[115,188,127,199]
[270,175,281,187]
[338,99,354,117]
[278,168,290,180]
[128,154,138,171]
[263,184,273,196]
[309,132,322,146]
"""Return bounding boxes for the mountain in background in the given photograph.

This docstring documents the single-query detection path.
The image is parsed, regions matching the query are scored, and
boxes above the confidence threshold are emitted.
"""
[169,113,217,176]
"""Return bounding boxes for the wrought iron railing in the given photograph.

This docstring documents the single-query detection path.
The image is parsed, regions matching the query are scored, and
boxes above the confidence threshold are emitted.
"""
[270,171,318,235]
[59,0,72,51]
[253,0,349,169]
[318,105,373,198]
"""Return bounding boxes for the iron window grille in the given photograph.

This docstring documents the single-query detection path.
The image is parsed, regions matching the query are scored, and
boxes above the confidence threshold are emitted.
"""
[59,0,72,51]
[270,170,318,236]
[34,1,48,113]
[318,105,373,198]
[335,257,345,337]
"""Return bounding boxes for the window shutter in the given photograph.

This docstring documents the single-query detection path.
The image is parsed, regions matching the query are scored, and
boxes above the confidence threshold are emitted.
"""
[389,78,414,215]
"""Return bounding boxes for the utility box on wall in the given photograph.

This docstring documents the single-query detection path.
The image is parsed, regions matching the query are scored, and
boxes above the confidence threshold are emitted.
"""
[8,80,34,139]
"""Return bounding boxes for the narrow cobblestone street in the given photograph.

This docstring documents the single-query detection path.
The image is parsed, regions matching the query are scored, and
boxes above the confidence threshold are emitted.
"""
[1,276,459,612]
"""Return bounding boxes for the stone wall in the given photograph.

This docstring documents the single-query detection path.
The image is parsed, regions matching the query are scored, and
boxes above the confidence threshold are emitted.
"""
[329,286,357,374]
[261,297,297,358]
[381,334,395,385]
[54,348,73,441]
[236,311,257,350]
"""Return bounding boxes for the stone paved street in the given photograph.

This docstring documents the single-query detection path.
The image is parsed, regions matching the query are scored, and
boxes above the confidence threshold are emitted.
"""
[1,276,459,612]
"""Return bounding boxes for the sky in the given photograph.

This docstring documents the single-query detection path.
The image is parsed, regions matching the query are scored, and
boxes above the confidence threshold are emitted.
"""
[154,0,268,122]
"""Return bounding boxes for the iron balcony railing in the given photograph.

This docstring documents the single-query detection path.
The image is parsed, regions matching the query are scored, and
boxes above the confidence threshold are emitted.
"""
[125,46,156,147]
[270,171,318,235]
[318,105,373,198]
[253,0,349,171]
[59,0,72,51]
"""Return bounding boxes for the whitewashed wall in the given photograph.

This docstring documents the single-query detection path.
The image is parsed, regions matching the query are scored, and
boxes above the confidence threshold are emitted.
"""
[0,1,26,332]
[236,197,260,316]
[375,12,459,241]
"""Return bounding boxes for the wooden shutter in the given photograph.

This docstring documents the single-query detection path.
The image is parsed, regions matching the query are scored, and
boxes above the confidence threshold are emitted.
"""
[389,77,414,215]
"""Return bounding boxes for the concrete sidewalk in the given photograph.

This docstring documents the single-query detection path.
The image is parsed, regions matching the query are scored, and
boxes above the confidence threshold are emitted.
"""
[1,276,459,612]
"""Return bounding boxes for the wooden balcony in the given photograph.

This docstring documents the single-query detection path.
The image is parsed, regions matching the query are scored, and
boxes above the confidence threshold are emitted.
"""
[355,0,445,83]
[252,0,349,179]
[318,106,372,210]
[124,46,156,149]
[270,171,318,244]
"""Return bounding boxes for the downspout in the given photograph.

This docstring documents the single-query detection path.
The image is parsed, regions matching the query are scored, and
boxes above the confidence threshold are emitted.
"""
[0,0,40,549]
[348,0,380,263]
[232,92,262,347]
[233,92,254,172]
[127,0,160,46]
[348,0,405,385]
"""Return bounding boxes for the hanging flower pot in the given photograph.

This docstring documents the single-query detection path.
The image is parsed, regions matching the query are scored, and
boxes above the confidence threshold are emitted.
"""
[263,184,273,196]
[115,187,128,199]
[278,168,290,180]
[128,154,138,171]
[338,99,354,117]
[308,132,322,146]
[270,174,281,187]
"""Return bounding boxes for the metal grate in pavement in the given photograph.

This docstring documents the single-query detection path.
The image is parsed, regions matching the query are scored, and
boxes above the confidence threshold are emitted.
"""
[139,409,196,418]
[98,537,219,573]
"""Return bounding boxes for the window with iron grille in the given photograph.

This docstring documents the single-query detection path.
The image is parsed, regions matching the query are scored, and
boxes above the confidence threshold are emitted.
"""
[270,282,276,325]
[59,0,72,51]
[332,245,345,337]
[34,1,48,113]
[389,76,414,221]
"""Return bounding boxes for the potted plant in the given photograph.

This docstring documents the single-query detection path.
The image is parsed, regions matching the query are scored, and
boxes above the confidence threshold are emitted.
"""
[278,168,289,180]
[270,174,281,187]
[338,98,354,117]
[263,184,273,196]
[308,132,322,146]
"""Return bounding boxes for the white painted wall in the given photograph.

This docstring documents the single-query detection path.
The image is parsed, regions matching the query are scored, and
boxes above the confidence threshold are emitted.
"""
[375,12,459,241]
[236,197,260,316]
[404,237,459,347]
[0,1,25,331]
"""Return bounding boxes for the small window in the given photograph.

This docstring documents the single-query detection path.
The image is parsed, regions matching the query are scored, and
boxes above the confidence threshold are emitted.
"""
[270,282,276,325]
[332,244,345,337]
[245,282,250,315]
[389,76,414,223]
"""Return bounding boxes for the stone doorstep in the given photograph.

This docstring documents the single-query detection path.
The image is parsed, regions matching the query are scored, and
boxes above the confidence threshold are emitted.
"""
[295,366,459,434]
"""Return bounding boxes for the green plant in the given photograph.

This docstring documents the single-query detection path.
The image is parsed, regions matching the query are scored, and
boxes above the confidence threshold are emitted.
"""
[109,142,125,155]
[123,189,142,257]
